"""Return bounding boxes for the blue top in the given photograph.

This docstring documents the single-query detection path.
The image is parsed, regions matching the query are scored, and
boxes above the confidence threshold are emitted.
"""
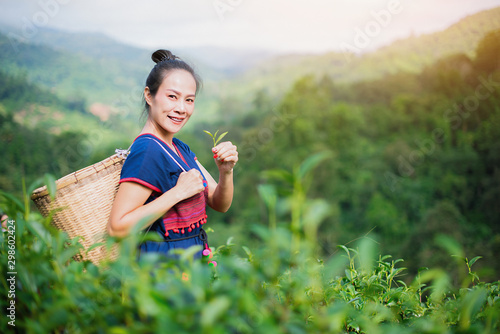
[119,133,209,258]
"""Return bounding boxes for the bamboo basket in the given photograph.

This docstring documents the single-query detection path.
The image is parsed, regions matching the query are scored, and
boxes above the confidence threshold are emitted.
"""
[31,153,126,264]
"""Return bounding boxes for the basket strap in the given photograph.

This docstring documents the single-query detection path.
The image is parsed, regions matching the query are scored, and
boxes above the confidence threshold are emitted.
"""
[139,137,187,243]
[146,137,187,173]
[116,138,187,172]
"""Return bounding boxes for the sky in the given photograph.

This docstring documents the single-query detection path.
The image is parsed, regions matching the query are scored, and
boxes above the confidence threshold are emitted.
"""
[1,0,500,54]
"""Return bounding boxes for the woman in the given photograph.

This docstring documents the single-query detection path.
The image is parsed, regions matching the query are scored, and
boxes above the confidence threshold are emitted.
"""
[108,50,238,259]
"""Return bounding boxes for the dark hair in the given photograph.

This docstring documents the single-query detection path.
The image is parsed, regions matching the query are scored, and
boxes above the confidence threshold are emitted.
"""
[143,49,202,114]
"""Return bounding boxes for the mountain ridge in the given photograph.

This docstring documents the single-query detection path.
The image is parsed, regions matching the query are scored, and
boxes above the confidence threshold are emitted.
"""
[222,6,500,104]
[0,6,499,120]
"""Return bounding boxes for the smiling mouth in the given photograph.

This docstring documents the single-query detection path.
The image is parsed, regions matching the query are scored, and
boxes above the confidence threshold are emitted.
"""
[168,116,184,123]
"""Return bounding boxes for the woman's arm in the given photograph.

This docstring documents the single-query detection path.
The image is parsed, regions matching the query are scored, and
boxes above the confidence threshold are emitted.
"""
[197,141,238,213]
[108,169,206,237]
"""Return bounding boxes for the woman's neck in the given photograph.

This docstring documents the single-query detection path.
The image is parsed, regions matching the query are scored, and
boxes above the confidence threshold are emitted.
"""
[141,121,174,146]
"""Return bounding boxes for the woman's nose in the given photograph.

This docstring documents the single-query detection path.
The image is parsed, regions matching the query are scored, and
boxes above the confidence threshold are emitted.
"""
[176,100,187,113]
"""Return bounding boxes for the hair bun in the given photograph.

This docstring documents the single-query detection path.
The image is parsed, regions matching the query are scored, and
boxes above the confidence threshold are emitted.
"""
[152,49,178,63]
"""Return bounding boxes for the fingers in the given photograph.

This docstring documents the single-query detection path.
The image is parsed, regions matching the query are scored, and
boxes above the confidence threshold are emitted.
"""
[213,141,238,163]
[180,169,204,183]
[177,169,205,197]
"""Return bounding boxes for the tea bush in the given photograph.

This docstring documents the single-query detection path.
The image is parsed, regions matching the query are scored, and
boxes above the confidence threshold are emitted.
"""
[1,193,499,333]
[1,161,499,333]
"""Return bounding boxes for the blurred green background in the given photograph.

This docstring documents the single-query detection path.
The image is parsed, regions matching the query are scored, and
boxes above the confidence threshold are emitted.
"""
[1,6,500,284]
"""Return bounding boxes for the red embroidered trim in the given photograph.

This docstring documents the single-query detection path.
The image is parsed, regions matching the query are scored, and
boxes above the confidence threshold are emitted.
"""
[120,177,162,193]
[172,142,190,166]
[163,188,208,236]
[134,132,166,143]
[131,133,208,236]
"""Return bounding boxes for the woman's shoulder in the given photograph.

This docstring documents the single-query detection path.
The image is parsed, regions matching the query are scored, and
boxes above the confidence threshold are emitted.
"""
[132,134,165,152]
[125,134,166,165]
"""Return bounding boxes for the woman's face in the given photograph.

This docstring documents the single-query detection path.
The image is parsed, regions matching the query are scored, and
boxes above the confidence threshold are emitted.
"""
[145,69,197,137]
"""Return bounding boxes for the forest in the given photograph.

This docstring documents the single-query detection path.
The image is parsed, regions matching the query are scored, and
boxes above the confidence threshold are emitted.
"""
[222,28,500,278]
[1,8,500,333]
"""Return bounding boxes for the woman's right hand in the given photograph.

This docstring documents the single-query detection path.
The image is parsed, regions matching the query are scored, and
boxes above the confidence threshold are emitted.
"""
[108,169,205,237]
[174,169,205,200]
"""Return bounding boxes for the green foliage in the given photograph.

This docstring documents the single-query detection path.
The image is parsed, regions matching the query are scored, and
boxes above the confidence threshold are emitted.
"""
[0,178,499,333]
[0,69,137,197]
[1,13,500,332]
[216,7,500,106]
[224,28,500,281]
[474,29,500,73]
[203,129,228,147]
[0,31,146,107]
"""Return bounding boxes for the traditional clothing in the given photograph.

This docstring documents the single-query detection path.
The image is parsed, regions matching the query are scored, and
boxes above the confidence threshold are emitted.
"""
[120,133,209,258]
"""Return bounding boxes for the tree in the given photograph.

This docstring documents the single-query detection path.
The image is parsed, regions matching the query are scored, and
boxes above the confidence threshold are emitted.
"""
[475,29,500,73]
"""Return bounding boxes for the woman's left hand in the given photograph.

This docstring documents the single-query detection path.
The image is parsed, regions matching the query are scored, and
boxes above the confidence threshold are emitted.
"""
[212,141,238,173]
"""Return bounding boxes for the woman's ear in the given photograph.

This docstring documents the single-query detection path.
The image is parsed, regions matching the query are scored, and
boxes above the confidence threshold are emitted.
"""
[144,87,152,107]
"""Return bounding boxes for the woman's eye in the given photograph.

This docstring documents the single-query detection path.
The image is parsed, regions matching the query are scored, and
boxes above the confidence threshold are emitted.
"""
[187,98,194,103]
[168,95,177,99]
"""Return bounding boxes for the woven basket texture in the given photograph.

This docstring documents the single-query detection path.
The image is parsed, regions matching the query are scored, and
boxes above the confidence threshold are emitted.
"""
[31,154,124,264]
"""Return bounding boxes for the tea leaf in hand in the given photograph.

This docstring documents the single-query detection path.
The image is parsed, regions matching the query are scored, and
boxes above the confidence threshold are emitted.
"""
[215,131,228,146]
[204,130,229,147]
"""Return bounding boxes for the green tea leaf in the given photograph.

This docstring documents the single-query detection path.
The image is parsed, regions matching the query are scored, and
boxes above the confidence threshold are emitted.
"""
[201,296,231,327]
[435,234,464,258]
[298,151,333,180]
[86,242,105,253]
[262,169,294,185]
[0,190,24,213]
[215,131,228,145]
[226,236,235,246]
[338,245,350,257]
[468,256,482,268]
[257,184,277,208]
[242,246,253,260]
[44,173,57,200]
[204,129,230,147]
[178,244,203,263]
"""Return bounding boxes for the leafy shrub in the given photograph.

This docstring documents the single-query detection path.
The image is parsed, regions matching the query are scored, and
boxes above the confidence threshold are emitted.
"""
[1,168,499,333]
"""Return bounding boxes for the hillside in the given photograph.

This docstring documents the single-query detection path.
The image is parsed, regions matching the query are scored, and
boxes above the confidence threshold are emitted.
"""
[1,7,500,288]
[354,6,500,76]
[0,69,137,193]
[0,28,231,123]
[28,27,151,64]
[1,6,498,123]
[218,6,500,104]
[0,31,147,117]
